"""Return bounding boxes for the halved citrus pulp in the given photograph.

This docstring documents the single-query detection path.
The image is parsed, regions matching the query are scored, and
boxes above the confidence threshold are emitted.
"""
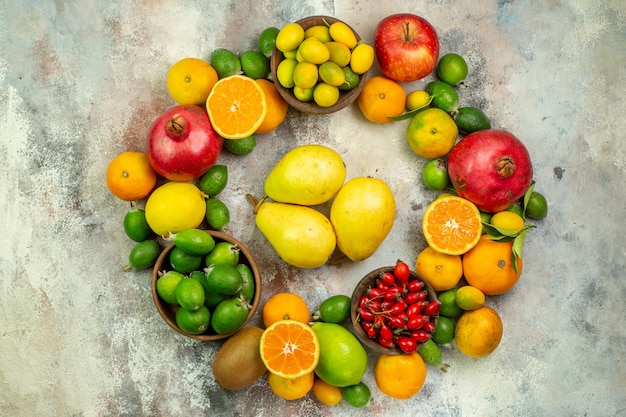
[206,74,267,139]
[422,195,482,255]
[260,320,320,380]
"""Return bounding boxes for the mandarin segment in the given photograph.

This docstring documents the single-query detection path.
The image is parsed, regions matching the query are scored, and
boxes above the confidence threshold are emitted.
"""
[260,320,320,379]
[422,195,482,255]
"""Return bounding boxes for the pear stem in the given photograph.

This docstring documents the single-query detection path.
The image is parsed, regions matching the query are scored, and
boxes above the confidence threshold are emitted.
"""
[246,194,269,214]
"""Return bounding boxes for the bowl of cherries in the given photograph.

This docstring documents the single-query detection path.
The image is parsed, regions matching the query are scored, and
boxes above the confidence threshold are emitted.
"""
[350,261,440,355]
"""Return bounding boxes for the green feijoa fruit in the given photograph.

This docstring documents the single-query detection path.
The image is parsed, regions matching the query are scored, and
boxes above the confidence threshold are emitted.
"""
[454,106,491,134]
[176,305,211,335]
[432,316,456,345]
[205,197,230,230]
[198,165,228,197]
[205,241,240,267]
[205,263,243,296]
[341,382,372,408]
[235,263,255,302]
[417,339,443,367]
[315,294,351,323]
[223,135,256,155]
[175,277,205,311]
[169,229,215,256]
[437,53,468,86]
[188,270,211,294]
[422,158,450,191]
[205,288,229,308]
[123,203,152,242]
[126,239,160,271]
[211,297,251,334]
[438,289,463,318]
[425,80,459,113]
[169,246,203,274]
[156,270,185,305]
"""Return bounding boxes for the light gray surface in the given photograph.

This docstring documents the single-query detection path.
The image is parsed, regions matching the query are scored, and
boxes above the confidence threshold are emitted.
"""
[1,1,625,416]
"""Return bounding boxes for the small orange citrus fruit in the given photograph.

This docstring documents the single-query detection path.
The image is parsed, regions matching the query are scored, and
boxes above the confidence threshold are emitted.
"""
[260,320,320,379]
[106,151,157,201]
[374,352,427,400]
[415,246,463,291]
[462,235,522,295]
[422,195,482,255]
[357,76,406,123]
[262,292,311,327]
[254,79,288,134]
[312,378,342,406]
[455,306,503,357]
[267,371,314,401]
[166,57,218,105]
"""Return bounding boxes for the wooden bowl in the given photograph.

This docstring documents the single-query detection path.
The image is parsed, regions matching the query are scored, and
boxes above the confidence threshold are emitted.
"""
[151,230,261,341]
[270,15,367,114]
[350,266,438,355]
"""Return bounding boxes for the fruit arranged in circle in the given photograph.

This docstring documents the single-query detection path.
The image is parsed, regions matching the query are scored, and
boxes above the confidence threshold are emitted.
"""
[314,294,351,324]
[425,80,459,113]
[254,79,288,134]
[260,320,321,379]
[490,210,525,236]
[455,306,503,357]
[106,151,157,201]
[455,285,486,310]
[406,89,432,111]
[341,381,372,408]
[123,203,152,242]
[374,352,427,399]
[357,76,406,123]
[262,292,310,327]
[176,277,205,311]
[166,57,218,105]
[415,245,463,291]
[267,371,314,401]
[525,191,548,219]
[312,322,367,387]
[462,235,522,295]
[198,164,228,197]
[176,305,211,335]
[421,195,482,255]
[258,27,280,57]
[156,270,185,305]
[454,106,491,134]
[312,377,342,406]
[406,107,459,159]
[206,74,268,139]
[223,134,256,155]
[240,50,270,80]
[422,158,450,190]
[211,296,251,334]
[210,48,242,79]
[126,239,160,271]
[436,53,468,86]
[144,182,206,236]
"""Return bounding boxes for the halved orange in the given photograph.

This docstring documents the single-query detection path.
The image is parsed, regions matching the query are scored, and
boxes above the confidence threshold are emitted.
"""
[206,74,267,139]
[422,195,482,255]
[260,320,320,380]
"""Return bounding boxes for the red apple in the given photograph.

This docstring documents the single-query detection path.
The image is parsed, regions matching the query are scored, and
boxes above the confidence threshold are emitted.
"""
[146,104,223,182]
[374,13,439,82]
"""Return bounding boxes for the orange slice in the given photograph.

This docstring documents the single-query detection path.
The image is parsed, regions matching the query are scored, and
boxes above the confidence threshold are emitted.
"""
[422,195,482,255]
[260,320,320,380]
[206,74,267,139]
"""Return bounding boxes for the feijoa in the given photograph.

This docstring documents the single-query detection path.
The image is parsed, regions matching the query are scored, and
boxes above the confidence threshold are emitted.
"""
[417,339,444,367]
[315,294,351,323]
[205,263,243,296]
[175,277,205,311]
[341,382,372,408]
[198,165,228,197]
[123,203,152,242]
[168,229,215,256]
[235,263,256,302]
[205,241,240,267]
[205,197,230,230]
[169,246,203,274]
[454,106,491,134]
[223,135,256,155]
[211,296,251,334]
[156,270,185,305]
[425,81,459,113]
[176,305,211,335]
[126,239,160,271]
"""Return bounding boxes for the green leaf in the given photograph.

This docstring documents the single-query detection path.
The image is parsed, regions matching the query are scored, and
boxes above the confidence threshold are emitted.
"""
[522,181,536,220]
[511,229,528,276]
[387,95,435,121]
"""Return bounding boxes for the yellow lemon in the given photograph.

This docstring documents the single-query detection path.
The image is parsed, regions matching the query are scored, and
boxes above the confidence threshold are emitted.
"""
[145,182,206,236]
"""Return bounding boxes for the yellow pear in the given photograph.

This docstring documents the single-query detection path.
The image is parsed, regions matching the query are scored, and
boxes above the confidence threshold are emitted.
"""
[264,144,346,206]
[330,177,396,261]
[256,201,336,268]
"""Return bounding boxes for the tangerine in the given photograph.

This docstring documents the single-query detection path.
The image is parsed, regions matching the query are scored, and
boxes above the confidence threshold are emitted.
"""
[357,76,406,123]
[267,371,314,401]
[254,79,288,134]
[374,352,427,400]
[455,306,503,357]
[259,320,320,379]
[422,195,482,255]
[312,378,342,406]
[415,246,463,291]
[166,57,218,105]
[406,107,459,159]
[462,235,522,295]
[106,151,157,202]
[262,292,310,327]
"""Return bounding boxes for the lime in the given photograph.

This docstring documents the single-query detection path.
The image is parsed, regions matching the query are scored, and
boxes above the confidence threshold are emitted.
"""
[525,191,548,220]
[206,263,243,296]
[223,135,256,155]
[205,197,230,230]
[293,61,318,89]
[298,37,329,64]
[422,158,450,190]
[438,288,463,318]
[276,58,297,88]
[315,294,351,323]
[313,83,339,108]
[437,53,468,85]
[425,81,459,113]
[258,27,280,57]
[169,246,203,274]
[235,263,256,302]
[417,339,444,367]
[432,316,455,345]
[126,239,160,271]
[210,48,242,79]
[211,296,250,334]
[341,382,371,408]
[455,285,485,310]
[205,241,240,267]
[293,86,314,102]
[240,50,270,79]
[276,22,305,53]
[176,305,211,335]
[338,66,359,91]
[312,322,367,387]
[406,90,432,111]
[505,202,524,217]
[156,270,185,305]
[325,41,351,67]
[175,277,205,311]
[123,204,151,242]
[318,61,345,87]
[454,106,491,134]
[198,165,228,197]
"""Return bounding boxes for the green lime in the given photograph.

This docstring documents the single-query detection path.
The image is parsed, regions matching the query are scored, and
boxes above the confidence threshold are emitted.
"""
[338,66,359,91]
[205,241,240,267]
[480,211,493,224]
[258,27,280,57]
[156,270,185,305]
[315,294,351,323]
[169,246,203,274]
[126,239,160,271]
[425,81,459,113]
[198,164,228,197]
[438,288,463,318]
[176,305,211,335]
[211,296,251,334]
[293,86,314,102]
[235,263,255,302]
[210,48,242,79]
[432,316,455,345]
[240,50,270,79]
[454,106,491,134]
[175,277,205,311]
[223,135,256,155]
[123,204,151,242]
[312,322,367,387]
[417,339,444,367]
[505,202,524,217]
[205,263,243,296]
[205,197,230,230]
[437,53,468,86]
[341,382,371,408]
[422,158,450,190]
[169,229,215,256]
[525,191,548,220]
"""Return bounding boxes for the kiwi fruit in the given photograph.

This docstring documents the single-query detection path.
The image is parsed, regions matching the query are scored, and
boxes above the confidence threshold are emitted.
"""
[212,326,266,390]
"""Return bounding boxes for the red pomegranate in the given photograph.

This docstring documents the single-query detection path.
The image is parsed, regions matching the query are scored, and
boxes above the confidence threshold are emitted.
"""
[146,104,223,182]
[447,129,533,213]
